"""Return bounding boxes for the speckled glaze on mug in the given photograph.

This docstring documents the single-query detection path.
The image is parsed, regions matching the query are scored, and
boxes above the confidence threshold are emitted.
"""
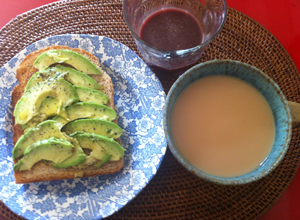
[163,59,292,185]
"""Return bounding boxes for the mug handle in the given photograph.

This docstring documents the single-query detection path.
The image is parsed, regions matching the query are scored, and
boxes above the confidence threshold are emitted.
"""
[288,101,300,128]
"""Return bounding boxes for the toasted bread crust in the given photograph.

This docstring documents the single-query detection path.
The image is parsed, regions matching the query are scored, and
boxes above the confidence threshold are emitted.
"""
[14,159,124,184]
[13,46,123,184]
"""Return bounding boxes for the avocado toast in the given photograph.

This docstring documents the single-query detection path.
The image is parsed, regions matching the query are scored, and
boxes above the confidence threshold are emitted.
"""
[11,46,125,184]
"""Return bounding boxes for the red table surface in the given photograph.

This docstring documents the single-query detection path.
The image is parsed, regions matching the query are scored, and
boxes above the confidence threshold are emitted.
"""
[0,0,299,219]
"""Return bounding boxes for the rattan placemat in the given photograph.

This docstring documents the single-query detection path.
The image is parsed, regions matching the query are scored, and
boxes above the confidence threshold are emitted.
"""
[1,0,300,219]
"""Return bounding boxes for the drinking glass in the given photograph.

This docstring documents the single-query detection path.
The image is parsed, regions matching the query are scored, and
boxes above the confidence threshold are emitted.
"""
[123,0,227,79]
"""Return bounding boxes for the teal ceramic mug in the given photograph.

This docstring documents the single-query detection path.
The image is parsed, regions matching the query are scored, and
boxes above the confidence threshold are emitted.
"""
[163,59,299,185]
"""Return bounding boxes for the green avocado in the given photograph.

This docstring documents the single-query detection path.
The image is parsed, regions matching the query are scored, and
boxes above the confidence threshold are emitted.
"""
[71,132,125,162]
[75,86,109,105]
[51,115,69,129]
[94,154,111,168]
[75,135,111,167]
[66,102,117,121]
[52,137,86,168]
[25,65,102,92]
[33,50,102,75]
[62,118,122,139]
[25,69,56,92]
[14,137,74,171]
[14,77,78,125]
[34,97,61,117]
[12,120,67,159]
[21,115,47,133]
[60,65,102,90]
[21,97,68,131]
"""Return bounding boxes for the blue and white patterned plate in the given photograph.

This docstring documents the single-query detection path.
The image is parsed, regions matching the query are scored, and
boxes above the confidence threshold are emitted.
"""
[0,34,167,220]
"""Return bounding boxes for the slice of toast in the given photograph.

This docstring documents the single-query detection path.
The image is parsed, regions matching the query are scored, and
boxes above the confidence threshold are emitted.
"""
[12,46,123,184]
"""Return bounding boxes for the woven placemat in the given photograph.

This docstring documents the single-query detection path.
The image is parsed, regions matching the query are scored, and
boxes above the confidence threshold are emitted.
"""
[1,0,300,219]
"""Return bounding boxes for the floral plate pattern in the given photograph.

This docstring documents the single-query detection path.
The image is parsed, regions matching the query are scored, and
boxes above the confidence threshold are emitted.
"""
[0,34,167,220]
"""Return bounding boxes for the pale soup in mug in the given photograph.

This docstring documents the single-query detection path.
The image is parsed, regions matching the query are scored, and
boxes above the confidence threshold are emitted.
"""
[171,75,276,177]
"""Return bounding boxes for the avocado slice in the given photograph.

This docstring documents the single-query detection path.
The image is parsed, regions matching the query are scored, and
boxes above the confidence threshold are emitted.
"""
[21,97,68,131]
[13,120,67,159]
[74,135,111,167]
[51,115,69,129]
[25,65,102,92]
[62,118,122,139]
[71,132,125,161]
[75,86,109,105]
[14,77,78,125]
[25,69,57,92]
[36,97,62,117]
[94,154,111,168]
[21,115,47,133]
[60,65,102,90]
[66,102,117,121]
[52,137,86,168]
[14,137,74,171]
[33,50,102,75]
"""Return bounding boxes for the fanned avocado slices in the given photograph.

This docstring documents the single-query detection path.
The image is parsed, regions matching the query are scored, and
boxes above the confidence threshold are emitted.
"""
[66,102,116,121]
[51,115,69,129]
[62,118,122,139]
[21,97,68,132]
[52,137,86,168]
[73,134,111,168]
[25,65,102,92]
[13,120,67,159]
[33,49,102,75]
[13,49,124,174]
[75,86,109,105]
[14,137,74,171]
[71,132,125,162]
[14,77,78,125]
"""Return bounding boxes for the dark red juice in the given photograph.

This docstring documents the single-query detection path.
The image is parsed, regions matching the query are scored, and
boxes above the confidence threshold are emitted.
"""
[147,63,196,81]
[140,8,202,79]
[140,8,202,50]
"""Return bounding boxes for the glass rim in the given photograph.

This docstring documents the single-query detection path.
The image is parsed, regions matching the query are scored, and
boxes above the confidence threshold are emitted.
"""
[122,0,228,54]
